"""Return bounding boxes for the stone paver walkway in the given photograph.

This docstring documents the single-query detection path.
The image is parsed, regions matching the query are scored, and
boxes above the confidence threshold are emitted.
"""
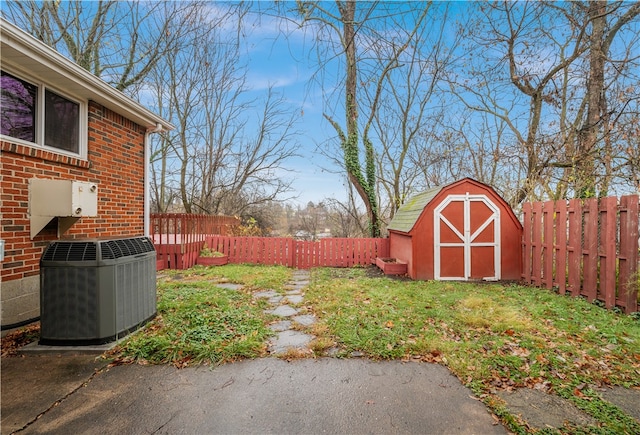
[253,269,317,355]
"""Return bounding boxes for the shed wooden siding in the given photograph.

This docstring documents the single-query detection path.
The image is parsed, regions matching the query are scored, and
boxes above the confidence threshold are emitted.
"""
[389,232,413,275]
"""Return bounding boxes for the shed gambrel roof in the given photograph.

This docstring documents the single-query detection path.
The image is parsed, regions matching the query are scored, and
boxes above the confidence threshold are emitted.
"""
[387,185,444,233]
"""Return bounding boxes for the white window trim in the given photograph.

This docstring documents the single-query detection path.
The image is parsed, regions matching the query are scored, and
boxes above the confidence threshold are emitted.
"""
[1,66,88,160]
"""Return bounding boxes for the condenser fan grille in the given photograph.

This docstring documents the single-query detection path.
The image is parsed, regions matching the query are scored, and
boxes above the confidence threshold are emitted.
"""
[101,237,155,259]
[41,241,97,261]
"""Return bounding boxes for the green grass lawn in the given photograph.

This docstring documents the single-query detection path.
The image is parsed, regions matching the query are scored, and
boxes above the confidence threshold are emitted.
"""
[304,268,640,434]
[107,264,639,433]
[113,264,291,366]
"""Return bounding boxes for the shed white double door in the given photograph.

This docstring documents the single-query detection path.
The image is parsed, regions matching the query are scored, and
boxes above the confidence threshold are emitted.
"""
[433,193,501,280]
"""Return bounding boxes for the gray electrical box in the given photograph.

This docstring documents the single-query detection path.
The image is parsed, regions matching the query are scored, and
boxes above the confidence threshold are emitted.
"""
[28,179,98,239]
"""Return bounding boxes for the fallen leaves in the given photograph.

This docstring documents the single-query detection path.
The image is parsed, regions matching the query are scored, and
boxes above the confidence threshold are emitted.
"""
[415,350,447,364]
[1,323,40,356]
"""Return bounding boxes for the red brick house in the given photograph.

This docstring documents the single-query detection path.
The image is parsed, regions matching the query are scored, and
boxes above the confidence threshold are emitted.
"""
[1,19,173,329]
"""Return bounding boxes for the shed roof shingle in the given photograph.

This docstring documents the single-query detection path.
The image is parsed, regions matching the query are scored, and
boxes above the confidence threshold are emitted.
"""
[387,185,444,233]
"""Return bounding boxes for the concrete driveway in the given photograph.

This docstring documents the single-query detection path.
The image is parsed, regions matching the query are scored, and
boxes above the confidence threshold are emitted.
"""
[2,354,505,434]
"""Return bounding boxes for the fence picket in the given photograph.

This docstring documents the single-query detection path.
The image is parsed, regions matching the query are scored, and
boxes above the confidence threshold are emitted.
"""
[583,199,598,301]
[599,197,617,308]
[619,196,639,313]
[523,195,638,313]
[567,199,582,297]
[555,201,567,294]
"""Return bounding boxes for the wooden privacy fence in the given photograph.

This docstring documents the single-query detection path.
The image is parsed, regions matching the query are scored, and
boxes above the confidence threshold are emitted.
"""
[206,236,390,269]
[522,195,639,313]
[151,213,240,270]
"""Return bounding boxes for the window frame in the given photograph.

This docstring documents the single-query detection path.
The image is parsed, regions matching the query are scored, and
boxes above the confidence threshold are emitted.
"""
[0,67,87,160]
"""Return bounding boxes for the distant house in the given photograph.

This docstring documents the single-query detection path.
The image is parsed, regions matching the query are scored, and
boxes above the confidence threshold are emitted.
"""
[0,18,173,329]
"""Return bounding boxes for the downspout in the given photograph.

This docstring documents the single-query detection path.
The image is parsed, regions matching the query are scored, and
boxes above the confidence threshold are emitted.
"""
[144,123,163,237]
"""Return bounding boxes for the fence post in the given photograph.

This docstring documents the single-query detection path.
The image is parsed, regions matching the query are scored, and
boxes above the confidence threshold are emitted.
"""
[532,202,543,286]
[582,199,598,301]
[555,200,567,294]
[599,197,617,308]
[543,201,554,289]
[619,195,639,313]
[567,199,582,296]
[522,203,532,283]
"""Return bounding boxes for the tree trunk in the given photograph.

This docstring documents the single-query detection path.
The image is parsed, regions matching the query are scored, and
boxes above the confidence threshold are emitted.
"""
[338,1,379,236]
[576,0,607,198]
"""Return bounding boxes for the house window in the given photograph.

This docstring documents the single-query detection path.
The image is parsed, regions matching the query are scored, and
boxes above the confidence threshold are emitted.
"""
[1,70,83,156]
[0,71,36,142]
[44,89,79,153]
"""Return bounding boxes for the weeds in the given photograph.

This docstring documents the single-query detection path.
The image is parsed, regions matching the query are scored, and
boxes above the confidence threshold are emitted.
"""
[112,265,291,366]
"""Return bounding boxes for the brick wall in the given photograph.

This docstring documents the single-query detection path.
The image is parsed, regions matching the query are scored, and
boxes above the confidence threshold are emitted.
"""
[1,101,147,325]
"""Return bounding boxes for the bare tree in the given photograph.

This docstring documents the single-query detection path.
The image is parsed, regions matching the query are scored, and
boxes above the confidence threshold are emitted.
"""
[450,2,592,204]
[574,0,640,197]
[449,1,640,203]
[287,1,429,236]
[324,195,368,238]
[294,201,327,240]
[368,2,460,224]
[1,0,201,92]
[148,6,300,216]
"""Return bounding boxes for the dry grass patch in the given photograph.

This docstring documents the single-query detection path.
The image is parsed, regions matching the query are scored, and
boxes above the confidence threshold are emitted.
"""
[456,295,531,333]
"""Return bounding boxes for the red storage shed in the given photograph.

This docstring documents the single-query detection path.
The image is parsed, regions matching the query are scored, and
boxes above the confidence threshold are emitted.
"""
[387,178,522,281]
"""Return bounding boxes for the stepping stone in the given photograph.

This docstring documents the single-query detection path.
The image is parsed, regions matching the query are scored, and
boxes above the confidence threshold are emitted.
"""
[268,320,292,332]
[497,389,596,430]
[284,294,304,305]
[268,295,284,304]
[598,386,640,421]
[292,271,309,278]
[285,290,302,295]
[291,280,310,286]
[292,314,316,327]
[216,283,243,291]
[253,290,279,299]
[267,305,299,317]
[268,330,314,354]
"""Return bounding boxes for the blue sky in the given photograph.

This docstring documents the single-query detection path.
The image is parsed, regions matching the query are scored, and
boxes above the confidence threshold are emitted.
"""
[236,1,464,207]
[239,5,349,207]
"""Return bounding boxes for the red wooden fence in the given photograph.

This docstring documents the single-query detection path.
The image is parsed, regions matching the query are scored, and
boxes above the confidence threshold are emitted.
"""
[522,195,639,313]
[205,236,390,269]
[151,213,240,270]
[151,213,389,270]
